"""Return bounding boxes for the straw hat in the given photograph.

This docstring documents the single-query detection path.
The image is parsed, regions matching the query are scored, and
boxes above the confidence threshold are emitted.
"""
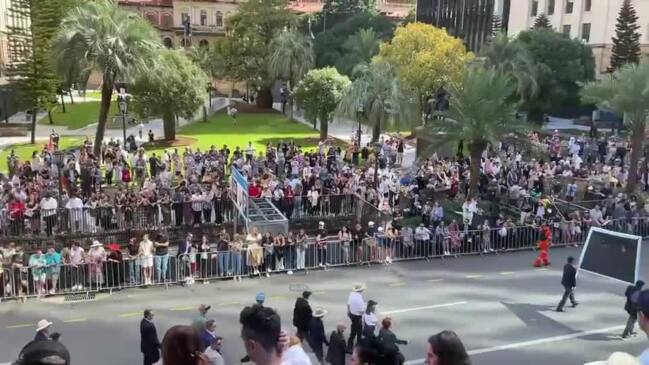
[313,307,328,318]
[90,241,102,248]
[352,283,366,292]
[36,319,52,332]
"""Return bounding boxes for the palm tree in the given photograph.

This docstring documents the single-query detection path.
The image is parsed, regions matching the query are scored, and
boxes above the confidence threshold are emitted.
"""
[581,63,649,193]
[426,66,529,199]
[268,31,315,119]
[337,62,414,142]
[52,0,160,156]
[336,28,380,77]
[480,32,539,102]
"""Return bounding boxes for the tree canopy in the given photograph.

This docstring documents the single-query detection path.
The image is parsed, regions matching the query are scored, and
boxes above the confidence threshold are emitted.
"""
[533,13,552,29]
[610,0,641,71]
[335,28,380,78]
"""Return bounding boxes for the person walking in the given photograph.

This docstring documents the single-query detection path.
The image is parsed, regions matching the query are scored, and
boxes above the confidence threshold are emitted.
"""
[556,256,579,312]
[308,307,329,364]
[362,300,378,340]
[140,309,161,365]
[347,283,366,352]
[621,280,645,339]
[292,290,313,341]
[34,319,53,341]
[326,324,347,365]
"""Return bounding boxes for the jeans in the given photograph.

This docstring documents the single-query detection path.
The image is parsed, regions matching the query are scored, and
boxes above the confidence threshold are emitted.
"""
[296,248,305,269]
[128,259,141,284]
[154,255,169,282]
[218,252,231,276]
[622,313,637,337]
[231,253,242,275]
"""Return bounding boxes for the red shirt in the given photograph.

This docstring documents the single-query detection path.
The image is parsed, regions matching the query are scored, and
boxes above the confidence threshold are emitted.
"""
[8,200,25,219]
[248,185,261,198]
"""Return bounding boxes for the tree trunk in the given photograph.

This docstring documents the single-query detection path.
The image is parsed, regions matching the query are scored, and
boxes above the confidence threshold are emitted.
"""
[94,75,114,157]
[320,113,329,141]
[203,105,208,122]
[69,90,74,105]
[372,115,381,142]
[467,141,485,200]
[163,109,176,141]
[256,87,273,109]
[30,108,37,144]
[626,121,644,194]
[60,93,66,113]
[412,94,424,135]
[47,110,53,124]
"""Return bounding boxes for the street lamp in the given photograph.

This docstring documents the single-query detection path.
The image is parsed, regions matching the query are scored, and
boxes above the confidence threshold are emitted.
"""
[117,89,129,146]
[356,103,364,147]
[373,143,381,189]
[53,150,64,203]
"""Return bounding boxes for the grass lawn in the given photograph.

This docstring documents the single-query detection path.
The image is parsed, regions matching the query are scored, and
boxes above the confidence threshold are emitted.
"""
[0,137,83,173]
[144,112,325,156]
[39,101,120,130]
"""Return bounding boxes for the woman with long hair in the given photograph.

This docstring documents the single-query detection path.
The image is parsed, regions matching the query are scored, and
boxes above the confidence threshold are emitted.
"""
[426,330,470,365]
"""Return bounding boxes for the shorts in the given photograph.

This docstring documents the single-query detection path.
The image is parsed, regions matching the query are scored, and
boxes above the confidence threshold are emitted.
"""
[141,256,153,268]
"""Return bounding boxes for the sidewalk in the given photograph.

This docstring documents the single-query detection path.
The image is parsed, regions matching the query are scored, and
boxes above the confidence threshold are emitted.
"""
[273,103,417,167]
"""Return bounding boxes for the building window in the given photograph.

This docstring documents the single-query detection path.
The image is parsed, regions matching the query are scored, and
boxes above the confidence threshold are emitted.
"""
[562,24,571,35]
[547,0,555,15]
[146,12,158,25]
[584,0,591,11]
[215,11,223,28]
[162,13,173,28]
[565,0,573,14]
[581,23,591,42]
[531,0,538,16]
[200,10,207,26]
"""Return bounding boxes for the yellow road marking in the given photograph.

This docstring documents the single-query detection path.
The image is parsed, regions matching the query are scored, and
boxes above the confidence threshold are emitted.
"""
[388,282,407,287]
[63,318,87,323]
[118,312,140,318]
[427,279,444,283]
[312,291,326,295]
[7,323,32,329]
[270,295,288,301]
[170,306,193,311]
[218,301,241,307]
[500,272,515,275]
[466,274,483,279]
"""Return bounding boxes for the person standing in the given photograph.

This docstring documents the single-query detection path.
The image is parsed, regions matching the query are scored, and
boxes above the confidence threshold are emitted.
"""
[622,280,645,339]
[140,309,160,365]
[635,290,649,364]
[326,324,347,365]
[556,256,579,312]
[308,308,329,364]
[192,304,211,333]
[347,283,366,351]
[292,290,313,341]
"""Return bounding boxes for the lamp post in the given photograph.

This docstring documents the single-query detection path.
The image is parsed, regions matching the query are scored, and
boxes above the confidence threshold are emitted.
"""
[53,150,64,203]
[356,103,364,147]
[373,143,380,189]
[117,89,128,146]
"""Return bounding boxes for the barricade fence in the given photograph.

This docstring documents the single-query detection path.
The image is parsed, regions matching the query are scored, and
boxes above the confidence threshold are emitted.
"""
[5,217,649,301]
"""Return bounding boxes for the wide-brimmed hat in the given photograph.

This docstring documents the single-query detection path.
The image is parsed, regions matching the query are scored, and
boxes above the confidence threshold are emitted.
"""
[90,241,102,248]
[352,283,366,292]
[36,319,52,332]
[368,221,375,226]
[587,352,641,365]
[313,307,328,318]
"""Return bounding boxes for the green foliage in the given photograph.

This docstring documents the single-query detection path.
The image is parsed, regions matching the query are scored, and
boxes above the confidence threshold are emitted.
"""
[293,67,351,140]
[532,13,552,29]
[53,0,160,154]
[610,0,641,71]
[268,31,315,87]
[313,12,394,69]
[130,50,209,140]
[335,28,380,77]
[514,29,595,120]
[581,64,649,193]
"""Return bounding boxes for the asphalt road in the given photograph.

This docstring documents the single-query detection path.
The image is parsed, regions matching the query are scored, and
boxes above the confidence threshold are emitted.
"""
[0,246,647,365]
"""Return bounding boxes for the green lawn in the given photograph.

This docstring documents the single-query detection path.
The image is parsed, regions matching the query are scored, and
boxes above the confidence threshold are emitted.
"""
[39,101,120,130]
[144,112,323,156]
[0,137,83,173]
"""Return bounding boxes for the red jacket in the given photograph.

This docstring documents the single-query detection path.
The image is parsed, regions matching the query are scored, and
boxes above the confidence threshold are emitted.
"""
[8,200,25,220]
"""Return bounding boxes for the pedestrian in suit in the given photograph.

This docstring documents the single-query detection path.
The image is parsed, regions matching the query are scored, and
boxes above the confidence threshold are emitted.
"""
[308,308,329,364]
[326,324,347,365]
[140,309,161,365]
[621,280,645,339]
[293,290,313,341]
[378,317,407,365]
[556,256,579,312]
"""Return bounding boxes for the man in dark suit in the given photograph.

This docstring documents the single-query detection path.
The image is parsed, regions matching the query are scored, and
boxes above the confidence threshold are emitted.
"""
[556,256,579,312]
[140,309,160,365]
[326,324,347,365]
[292,290,313,341]
[621,280,645,339]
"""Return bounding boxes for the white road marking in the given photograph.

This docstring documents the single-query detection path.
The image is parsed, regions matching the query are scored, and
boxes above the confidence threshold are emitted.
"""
[381,301,467,315]
[403,325,625,365]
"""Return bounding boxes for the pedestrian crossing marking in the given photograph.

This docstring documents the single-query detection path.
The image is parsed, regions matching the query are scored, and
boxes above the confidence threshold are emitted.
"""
[6,323,31,329]
[312,291,326,295]
[270,295,288,301]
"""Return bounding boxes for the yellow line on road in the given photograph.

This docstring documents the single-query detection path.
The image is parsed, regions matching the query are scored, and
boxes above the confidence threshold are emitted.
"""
[466,274,483,279]
[7,323,32,329]
[63,318,87,323]
[388,282,407,287]
[427,279,444,283]
[500,272,515,275]
[118,312,140,318]
[270,295,288,301]
[170,306,193,311]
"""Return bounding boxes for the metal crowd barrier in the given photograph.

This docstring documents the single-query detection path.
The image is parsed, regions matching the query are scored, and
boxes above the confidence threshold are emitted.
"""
[2,217,649,301]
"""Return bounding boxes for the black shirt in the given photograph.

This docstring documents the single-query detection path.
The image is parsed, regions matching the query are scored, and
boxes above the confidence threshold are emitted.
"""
[155,241,168,256]
[561,263,577,288]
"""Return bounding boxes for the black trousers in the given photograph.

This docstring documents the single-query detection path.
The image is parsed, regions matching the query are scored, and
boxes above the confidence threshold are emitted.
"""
[347,314,362,349]
[143,353,158,365]
[557,286,576,309]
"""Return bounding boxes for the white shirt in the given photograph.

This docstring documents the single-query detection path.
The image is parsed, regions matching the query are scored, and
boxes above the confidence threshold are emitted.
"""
[462,200,478,225]
[66,197,83,210]
[347,291,365,315]
[282,345,312,365]
[203,348,225,365]
[362,311,377,327]
[40,197,58,216]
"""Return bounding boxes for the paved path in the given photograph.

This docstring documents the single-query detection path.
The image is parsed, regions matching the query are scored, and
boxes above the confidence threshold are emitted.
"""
[0,247,647,365]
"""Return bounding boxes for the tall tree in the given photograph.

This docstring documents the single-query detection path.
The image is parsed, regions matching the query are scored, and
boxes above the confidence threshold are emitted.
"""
[336,61,414,142]
[268,31,315,119]
[425,66,528,199]
[131,50,208,141]
[533,13,552,29]
[335,28,380,77]
[581,64,649,193]
[293,67,351,140]
[376,22,473,133]
[7,0,63,143]
[53,0,160,156]
[227,0,296,108]
[610,0,641,71]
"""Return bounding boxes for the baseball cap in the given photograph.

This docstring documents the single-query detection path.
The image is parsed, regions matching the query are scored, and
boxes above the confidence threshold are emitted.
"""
[15,340,70,365]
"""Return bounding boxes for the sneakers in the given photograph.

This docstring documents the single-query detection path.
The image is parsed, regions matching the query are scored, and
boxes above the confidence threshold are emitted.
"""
[265,273,270,278]
[556,308,564,312]
[48,289,56,295]
[287,270,293,275]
